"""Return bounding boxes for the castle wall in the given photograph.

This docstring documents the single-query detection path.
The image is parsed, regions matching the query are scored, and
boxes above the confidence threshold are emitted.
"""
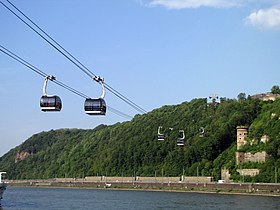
[236,152,245,165]
[244,151,268,163]
[237,169,260,176]
[236,151,268,165]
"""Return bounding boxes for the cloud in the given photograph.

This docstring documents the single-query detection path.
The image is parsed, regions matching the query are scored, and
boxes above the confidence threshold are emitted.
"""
[245,7,280,29]
[148,0,243,9]
[144,0,280,30]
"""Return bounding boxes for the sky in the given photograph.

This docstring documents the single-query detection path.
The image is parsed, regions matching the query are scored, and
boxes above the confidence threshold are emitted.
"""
[0,0,280,156]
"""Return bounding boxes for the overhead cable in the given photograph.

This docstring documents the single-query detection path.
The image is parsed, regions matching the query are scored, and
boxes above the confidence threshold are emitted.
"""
[0,0,93,79]
[0,45,133,120]
[1,0,147,114]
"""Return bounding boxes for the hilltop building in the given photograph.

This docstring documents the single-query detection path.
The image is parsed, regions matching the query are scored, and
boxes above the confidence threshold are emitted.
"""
[251,93,280,101]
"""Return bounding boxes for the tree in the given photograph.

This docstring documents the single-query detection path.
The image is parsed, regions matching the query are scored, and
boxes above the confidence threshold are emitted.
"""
[271,85,280,94]
[237,93,246,101]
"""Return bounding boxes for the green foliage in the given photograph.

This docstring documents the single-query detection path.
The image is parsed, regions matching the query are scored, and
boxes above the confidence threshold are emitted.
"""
[0,97,280,183]
[238,142,266,154]
[237,93,246,101]
[271,85,280,94]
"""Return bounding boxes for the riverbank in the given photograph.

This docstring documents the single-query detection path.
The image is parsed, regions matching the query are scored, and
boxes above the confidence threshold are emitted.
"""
[7,179,280,197]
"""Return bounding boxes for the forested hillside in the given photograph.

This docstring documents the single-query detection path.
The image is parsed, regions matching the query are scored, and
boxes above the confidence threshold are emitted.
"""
[1,97,280,182]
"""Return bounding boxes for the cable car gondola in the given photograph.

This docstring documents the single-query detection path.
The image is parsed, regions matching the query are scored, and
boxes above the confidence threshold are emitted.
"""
[40,76,62,112]
[40,95,62,111]
[84,98,106,115]
[199,127,205,137]
[157,126,165,141]
[84,76,106,116]
[177,130,185,146]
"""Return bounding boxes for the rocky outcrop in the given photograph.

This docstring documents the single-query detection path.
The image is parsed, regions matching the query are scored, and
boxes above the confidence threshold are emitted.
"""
[15,151,32,163]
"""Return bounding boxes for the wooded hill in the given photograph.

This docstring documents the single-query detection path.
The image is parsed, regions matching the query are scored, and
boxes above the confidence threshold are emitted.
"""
[1,97,280,183]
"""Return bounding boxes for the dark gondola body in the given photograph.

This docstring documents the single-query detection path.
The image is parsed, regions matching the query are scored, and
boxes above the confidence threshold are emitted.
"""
[84,98,106,115]
[158,134,165,141]
[40,95,62,112]
[177,139,184,146]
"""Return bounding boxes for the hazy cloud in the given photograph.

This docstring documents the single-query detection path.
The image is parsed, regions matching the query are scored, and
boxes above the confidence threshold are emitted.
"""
[145,0,280,30]
[148,0,243,9]
[245,7,280,29]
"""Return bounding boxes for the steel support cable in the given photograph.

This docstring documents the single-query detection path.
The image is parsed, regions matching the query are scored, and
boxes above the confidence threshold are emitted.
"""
[0,45,133,119]
[0,45,88,99]
[0,0,93,79]
[3,0,96,79]
[104,84,147,114]
[3,0,146,113]
[0,45,47,78]
[1,0,147,114]
[107,106,134,120]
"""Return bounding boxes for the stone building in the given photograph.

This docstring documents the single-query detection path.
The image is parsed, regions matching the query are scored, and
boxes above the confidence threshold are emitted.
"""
[236,151,268,165]
[236,126,248,150]
[221,168,231,182]
[235,126,268,165]
[251,93,280,101]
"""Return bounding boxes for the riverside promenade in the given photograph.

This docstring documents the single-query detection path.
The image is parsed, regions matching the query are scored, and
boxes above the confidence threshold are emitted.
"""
[7,177,280,196]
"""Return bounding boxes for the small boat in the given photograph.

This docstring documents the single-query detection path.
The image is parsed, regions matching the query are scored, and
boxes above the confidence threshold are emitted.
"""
[0,172,7,206]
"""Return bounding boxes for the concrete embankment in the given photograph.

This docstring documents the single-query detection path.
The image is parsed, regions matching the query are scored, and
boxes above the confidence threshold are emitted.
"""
[7,178,280,196]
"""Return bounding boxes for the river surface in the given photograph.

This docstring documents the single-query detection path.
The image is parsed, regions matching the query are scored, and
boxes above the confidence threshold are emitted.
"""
[1,187,280,210]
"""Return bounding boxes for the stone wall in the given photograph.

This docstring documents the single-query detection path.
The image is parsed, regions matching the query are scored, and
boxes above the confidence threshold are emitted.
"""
[183,176,213,183]
[236,151,268,165]
[84,176,213,183]
[236,152,245,165]
[237,169,260,176]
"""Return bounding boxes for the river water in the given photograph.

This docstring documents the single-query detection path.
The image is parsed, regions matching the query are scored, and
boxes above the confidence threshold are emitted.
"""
[1,187,280,210]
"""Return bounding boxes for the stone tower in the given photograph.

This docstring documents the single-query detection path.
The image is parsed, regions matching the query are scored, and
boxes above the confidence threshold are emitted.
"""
[236,126,248,150]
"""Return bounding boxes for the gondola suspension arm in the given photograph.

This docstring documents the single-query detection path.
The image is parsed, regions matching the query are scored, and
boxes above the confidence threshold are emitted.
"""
[43,75,56,96]
[93,76,105,99]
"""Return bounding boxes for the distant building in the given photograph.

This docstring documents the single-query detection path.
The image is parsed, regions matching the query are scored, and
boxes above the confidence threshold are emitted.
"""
[221,168,231,183]
[251,93,280,101]
[236,126,248,150]
[222,126,270,180]
[236,126,268,165]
